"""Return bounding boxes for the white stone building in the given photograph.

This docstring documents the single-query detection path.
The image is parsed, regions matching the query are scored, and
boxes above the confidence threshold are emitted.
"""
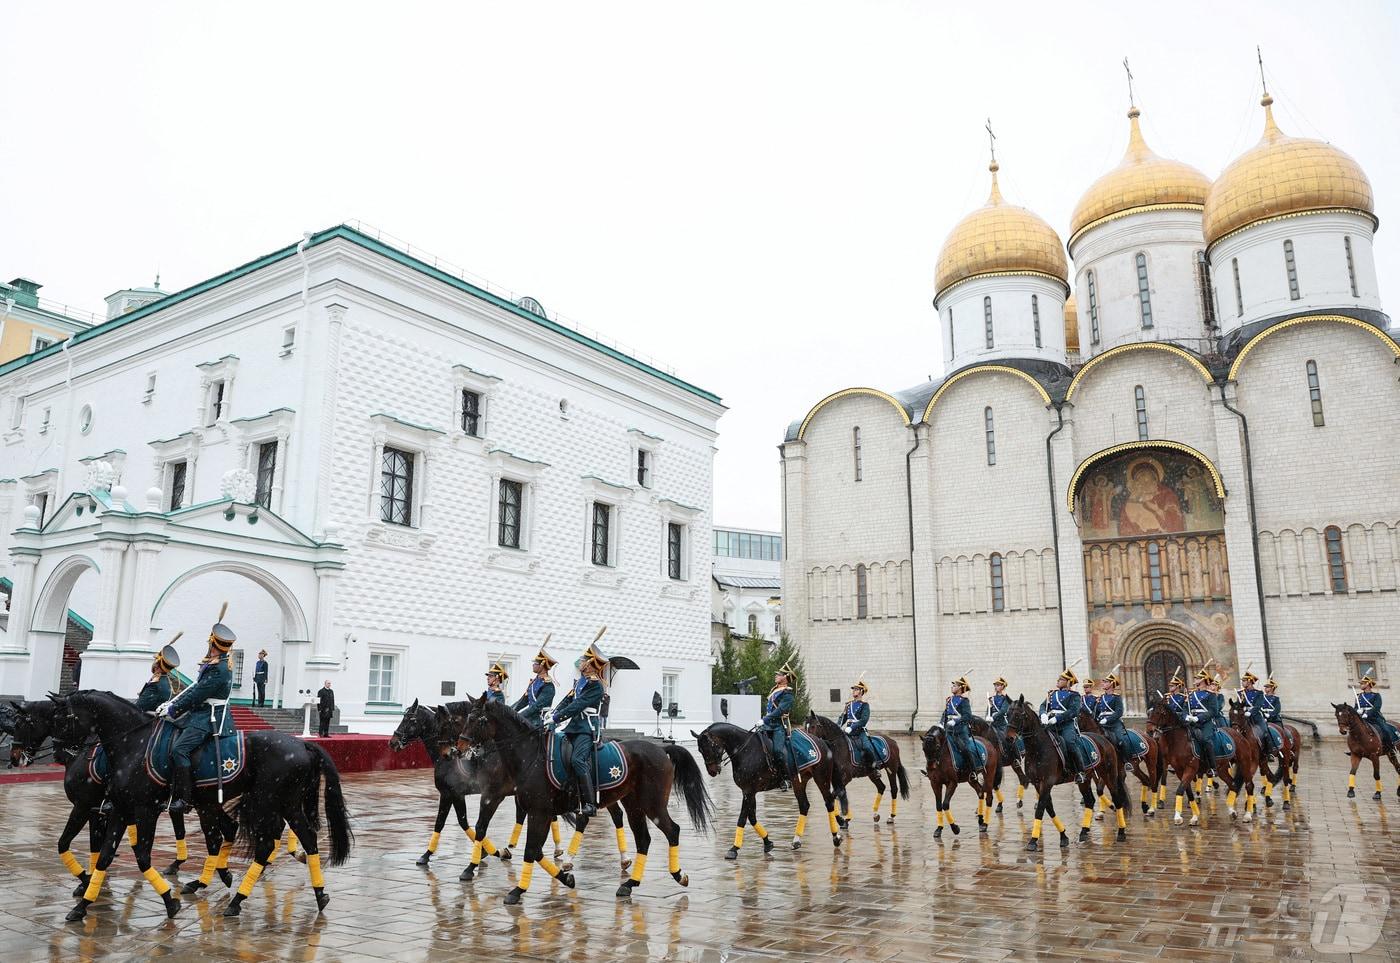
[710,527,783,648]
[0,225,724,732]
[782,89,1397,728]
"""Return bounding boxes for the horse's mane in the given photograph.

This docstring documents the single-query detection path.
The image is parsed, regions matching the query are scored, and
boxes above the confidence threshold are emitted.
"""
[808,712,838,732]
[71,689,148,721]
[478,695,537,740]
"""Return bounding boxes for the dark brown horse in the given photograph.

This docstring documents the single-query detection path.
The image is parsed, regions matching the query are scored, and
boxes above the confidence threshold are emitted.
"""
[969,718,1030,812]
[1223,700,1265,822]
[1078,706,1163,819]
[805,713,909,825]
[920,724,999,836]
[1263,719,1301,810]
[1005,697,1129,850]
[1146,699,1251,826]
[1333,702,1400,800]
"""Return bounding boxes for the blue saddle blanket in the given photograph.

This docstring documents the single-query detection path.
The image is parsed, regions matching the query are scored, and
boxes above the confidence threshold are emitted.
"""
[1118,729,1149,760]
[948,733,987,771]
[1191,729,1235,760]
[87,745,108,784]
[545,732,629,792]
[788,729,822,772]
[144,718,247,788]
[849,733,890,768]
[1072,735,1100,768]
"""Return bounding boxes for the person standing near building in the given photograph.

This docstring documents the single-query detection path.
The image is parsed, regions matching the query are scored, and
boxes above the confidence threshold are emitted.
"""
[253,649,270,708]
[316,680,335,738]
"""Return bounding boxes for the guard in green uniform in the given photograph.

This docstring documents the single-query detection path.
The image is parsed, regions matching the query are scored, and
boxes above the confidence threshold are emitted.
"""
[553,644,607,817]
[485,662,509,704]
[137,645,178,711]
[842,677,874,767]
[512,649,557,729]
[762,663,797,781]
[160,617,237,815]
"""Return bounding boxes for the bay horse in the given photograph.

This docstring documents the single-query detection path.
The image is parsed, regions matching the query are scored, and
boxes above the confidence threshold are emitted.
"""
[1262,718,1301,810]
[920,723,999,836]
[970,718,1029,812]
[1333,702,1400,800]
[1004,696,1129,850]
[1222,700,1264,822]
[464,697,711,904]
[805,712,909,825]
[57,691,351,920]
[1145,698,1252,825]
[693,722,844,858]
[388,699,630,879]
[1078,705,1163,820]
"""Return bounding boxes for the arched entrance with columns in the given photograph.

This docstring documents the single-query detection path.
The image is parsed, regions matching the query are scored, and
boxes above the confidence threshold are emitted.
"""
[1118,620,1212,715]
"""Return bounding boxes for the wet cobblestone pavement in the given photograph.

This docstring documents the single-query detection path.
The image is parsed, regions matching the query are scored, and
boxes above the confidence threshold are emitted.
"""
[1,736,1396,962]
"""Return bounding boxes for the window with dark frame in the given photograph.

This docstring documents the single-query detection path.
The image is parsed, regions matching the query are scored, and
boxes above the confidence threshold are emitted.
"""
[1147,540,1164,601]
[1136,252,1153,327]
[984,407,996,465]
[1032,294,1041,347]
[1307,360,1325,427]
[169,461,187,511]
[990,554,1005,612]
[497,479,523,548]
[667,522,683,580]
[1232,258,1244,316]
[1284,239,1300,300]
[255,441,276,508]
[855,564,869,620]
[947,308,955,356]
[1325,526,1347,592]
[1135,385,1149,441]
[591,502,612,566]
[1344,236,1359,297]
[32,491,48,527]
[461,389,481,436]
[983,296,994,348]
[1087,270,1100,343]
[379,446,414,526]
[747,614,758,637]
[637,449,651,488]
[852,427,863,482]
[208,380,227,425]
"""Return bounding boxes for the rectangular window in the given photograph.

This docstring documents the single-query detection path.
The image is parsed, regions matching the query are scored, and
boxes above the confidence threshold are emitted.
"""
[1196,250,1216,329]
[667,522,684,580]
[144,372,157,400]
[1032,294,1041,347]
[1344,236,1359,297]
[983,296,994,348]
[990,555,1005,611]
[228,649,245,689]
[10,395,24,429]
[774,614,782,637]
[1146,540,1164,602]
[1136,253,1153,327]
[32,491,48,527]
[590,502,613,566]
[747,613,758,636]
[1087,271,1100,344]
[661,672,680,712]
[281,326,296,354]
[984,407,996,466]
[637,448,652,488]
[255,441,277,508]
[1135,385,1149,441]
[852,426,863,482]
[461,390,481,436]
[947,308,955,357]
[33,337,54,352]
[1325,526,1347,592]
[379,446,415,526]
[855,564,869,620]
[39,407,51,433]
[497,479,523,548]
[368,652,397,703]
[1232,258,1244,316]
[207,380,227,426]
[1306,360,1325,427]
[169,461,188,511]
[1284,240,1300,300]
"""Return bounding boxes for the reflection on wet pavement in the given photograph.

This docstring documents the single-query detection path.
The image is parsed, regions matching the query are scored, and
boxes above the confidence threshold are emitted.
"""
[0,736,1395,961]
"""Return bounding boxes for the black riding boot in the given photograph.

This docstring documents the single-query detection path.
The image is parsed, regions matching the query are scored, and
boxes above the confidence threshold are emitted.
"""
[580,767,598,818]
[168,766,195,815]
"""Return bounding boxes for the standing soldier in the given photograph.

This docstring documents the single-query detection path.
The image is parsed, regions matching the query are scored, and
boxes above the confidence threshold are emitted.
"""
[485,663,509,704]
[512,649,557,728]
[841,676,874,768]
[761,664,797,783]
[160,613,237,815]
[553,644,608,817]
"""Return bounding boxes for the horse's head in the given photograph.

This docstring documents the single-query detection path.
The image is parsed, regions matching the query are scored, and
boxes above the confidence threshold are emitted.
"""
[388,698,434,752]
[691,726,724,777]
[1005,695,1036,739]
[8,699,59,767]
[1333,702,1356,736]
[1146,699,1177,729]
[920,724,945,765]
[463,698,497,746]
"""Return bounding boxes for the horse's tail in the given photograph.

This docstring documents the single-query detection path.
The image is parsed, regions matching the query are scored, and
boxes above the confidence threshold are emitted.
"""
[663,744,714,834]
[309,742,354,866]
[895,761,910,800]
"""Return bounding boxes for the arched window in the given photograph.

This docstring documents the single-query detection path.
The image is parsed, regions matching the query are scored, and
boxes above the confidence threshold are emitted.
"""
[855,564,869,620]
[1087,270,1100,343]
[1306,360,1324,427]
[1284,240,1300,300]
[983,296,994,348]
[1232,258,1243,316]
[747,613,758,637]
[774,614,782,638]
[1324,526,1347,592]
[1031,294,1042,348]
[852,426,863,482]
[984,407,996,466]
[1146,541,1164,602]
[1134,385,1149,441]
[1344,236,1359,297]
[1135,253,1153,327]
[990,554,1005,612]
[946,307,955,356]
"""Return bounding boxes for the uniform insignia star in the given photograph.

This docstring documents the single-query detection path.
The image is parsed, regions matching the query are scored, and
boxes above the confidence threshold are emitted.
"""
[609,765,622,779]
[222,757,237,773]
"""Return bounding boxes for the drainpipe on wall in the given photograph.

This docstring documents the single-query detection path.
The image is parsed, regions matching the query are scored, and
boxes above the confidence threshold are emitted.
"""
[1216,381,1272,675]
[905,426,922,733]
[286,232,314,525]
[53,336,77,499]
[1045,404,1067,667]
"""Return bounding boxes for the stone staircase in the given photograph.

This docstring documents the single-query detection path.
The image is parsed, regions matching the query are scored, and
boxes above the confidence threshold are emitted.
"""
[241,705,350,735]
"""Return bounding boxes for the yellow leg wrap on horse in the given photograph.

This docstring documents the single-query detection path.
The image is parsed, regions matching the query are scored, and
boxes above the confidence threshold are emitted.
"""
[1098,795,1110,811]
[753,822,768,839]
[61,851,84,877]
[1030,818,1043,839]
[198,855,217,885]
[465,826,477,841]
[176,838,188,861]
[517,861,534,891]
[873,792,883,813]
[1175,795,1184,815]
[127,825,137,847]
[1378,779,1386,793]
[1349,774,1357,789]
[1081,808,1093,829]
[1263,779,1272,797]
[551,821,561,845]
[733,826,745,848]
[83,870,106,902]
[1226,790,1237,808]
[428,831,441,853]
[217,842,233,869]
[890,798,898,816]
[1246,795,1256,813]
[995,789,1004,804]
[615,827,627,854]
[629,853,647,883]
[307,853,324,888]
[1189,800,1201,819]
[539,857,561,878]
[1117,808,1127,829]
[235,862,263,898]
[935,809,944,827]
[286,831,299,853]
[568,831,584,857]
[668,845,680,874]
[142,867,172,901]
[794,815,807,838]
[481,838,497,857]
[471,841,484,866]
[509,823,523,848]
[1051,816,1065,834]
[1158,785,1167,804]
[1283,784,1292,803]
[1017,784,1025,801]
[269,839,281,863]
[1140,786,1148,806]
[88,852,98,874]
[827,810,839,834]
[1193,779,1202,794]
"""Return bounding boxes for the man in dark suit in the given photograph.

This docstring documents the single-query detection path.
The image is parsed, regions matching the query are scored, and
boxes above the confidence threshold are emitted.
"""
[316,680,335,737]
[253,650,270,707]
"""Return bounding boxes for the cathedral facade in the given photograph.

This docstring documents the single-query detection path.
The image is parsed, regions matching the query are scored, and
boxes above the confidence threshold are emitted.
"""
[781,90,1397,728]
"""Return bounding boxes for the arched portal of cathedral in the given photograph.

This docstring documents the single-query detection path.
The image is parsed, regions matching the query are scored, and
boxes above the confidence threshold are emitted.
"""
[1074,444,1240,713]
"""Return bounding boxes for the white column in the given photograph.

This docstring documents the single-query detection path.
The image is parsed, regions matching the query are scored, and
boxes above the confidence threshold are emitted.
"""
[1,552,38,653]
[309,302,348,536]
[906,423,938,730]
[272,429,289,513]
[1212,381,1267,675]
[311,565,342,662]
[122,539,165,651]
[88,539,129,651]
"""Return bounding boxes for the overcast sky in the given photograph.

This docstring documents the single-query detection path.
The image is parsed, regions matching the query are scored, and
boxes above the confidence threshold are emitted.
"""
[4,2,1397,531]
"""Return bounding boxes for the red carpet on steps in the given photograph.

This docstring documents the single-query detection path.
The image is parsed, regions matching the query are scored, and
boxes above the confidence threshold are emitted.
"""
[228,706,273,730]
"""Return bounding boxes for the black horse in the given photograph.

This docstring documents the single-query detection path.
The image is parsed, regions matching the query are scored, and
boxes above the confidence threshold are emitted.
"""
[463,697,711,904]
[693,722,844,858]
[805,712,909,825]
[1005,696,1130,851]
[57,690,351,920]
[388,699,631,878]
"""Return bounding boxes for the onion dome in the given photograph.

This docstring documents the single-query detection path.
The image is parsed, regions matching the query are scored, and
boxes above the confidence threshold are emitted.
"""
[1069,107,1210,243]
[1064,295,1079,352]
[934,160,1068,301]
[1203,93,1375,245]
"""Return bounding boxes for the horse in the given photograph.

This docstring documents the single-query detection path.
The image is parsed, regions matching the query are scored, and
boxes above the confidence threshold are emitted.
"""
[804,712,909,825]
[1146,698,1249,825]
[920,723,998,836]
[1262,718,1301,810]
[1332,702,1400,801]
[464,697,711,904]
[693,722,844,858]
[969,718,1030,812]
[1078,705,1163,820]
[56,690,351,920]
[388,699,630,879]
[1222,700,1265,822]
[1004,696,1129,850]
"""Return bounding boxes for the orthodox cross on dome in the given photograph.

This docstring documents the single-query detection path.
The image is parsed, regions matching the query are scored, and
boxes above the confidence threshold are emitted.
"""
[1123,57,1135,109]
[984,117,997,166]
[1256,45,1269,96]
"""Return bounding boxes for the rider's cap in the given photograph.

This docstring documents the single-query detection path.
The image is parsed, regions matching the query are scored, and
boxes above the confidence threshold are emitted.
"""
[1058,668,1078,685]
[1241,672,1259,684]
[532,649,558,670]
[581,644,609,675]
[209,623,236,652]
[775,660,795,680]
[154,646,179,673]
[993,676,1008,688]
[952,676,970,692]
[1082,676,1096,687]
[1361,674,1376,686]
[1169,672,1185,686]
[1264,678,1278,690]
[851,677,869,696]
[1194,668,1212,684]
[1102,674,1120,687]
[486,661,509,682]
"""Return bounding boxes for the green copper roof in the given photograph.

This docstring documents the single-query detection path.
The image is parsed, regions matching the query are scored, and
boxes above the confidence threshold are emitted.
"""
[0,225,722,405]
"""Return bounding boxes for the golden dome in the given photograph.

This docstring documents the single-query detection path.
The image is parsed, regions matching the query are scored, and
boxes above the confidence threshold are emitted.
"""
[1069,107,1210,243]
[1064,295,1079,352]
[1203,94,1375,245]
[934,161,1068,300]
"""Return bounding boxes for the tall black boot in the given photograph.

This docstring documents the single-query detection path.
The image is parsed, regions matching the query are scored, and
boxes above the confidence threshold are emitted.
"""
[168,766,195,815]
[580,766,598,818]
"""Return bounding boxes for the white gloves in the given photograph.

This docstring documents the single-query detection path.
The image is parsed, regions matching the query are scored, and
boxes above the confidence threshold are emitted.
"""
[541,709,554,726]
[841,724,852,734]
[1186,714,1198,723]
[1039,712,1051,724]
[554,719,569,735]
[157,701,174,718]
[984,713,994,722]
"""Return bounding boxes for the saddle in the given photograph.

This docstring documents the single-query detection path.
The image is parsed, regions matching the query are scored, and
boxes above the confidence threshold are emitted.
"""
[144,718,247,788]
[947,734,986,774]
[1189,728,1235,762]
[1047,729,1100,773]
[846,733,890,768]
[545,731,628,792]
[1116,728,1149,760]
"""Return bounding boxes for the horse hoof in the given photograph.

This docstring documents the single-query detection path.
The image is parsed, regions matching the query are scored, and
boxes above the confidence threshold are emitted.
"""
[832,834,842,848]
[995,804,1003,814]
[222,897,243,918]
[504,887,524,906]
[560,860,573,874]
[559,872,576,890]
[620,857,632,872]
[1094,812,1104,822]
[1189,816,1200,827]
[950,824,960,836]
[182,880,206,896]
[1229,809,1237,820]
[416,853,432,866]
[724,846,739,861]
[1282,802,1291,811]
[762,837,775,854]
[835,816,847,830]
[315,891,330,912]
[1373,792,1383,801]
[459,866,476,882]
[615,882,633,899]
[1264,797,1274,809]
[791,839,802,850]
[164,894,181,919]
[675,872,689,887]
[1059,834,1069,848]
[1156,801,1165,810]
[1026,838,1039,852]
[497,848,512,861]
[553,848,564,860]
[65,900,89,922]
[1173,815,1183,826]
[1243,813,1253,823]
[979,824,988,835]
[933,826,943,839]
[1347,788,1356,798]
[218,869,233,888]
[1116,829,1126,842]
[886,816,895,824]
[164,860,184,875]
[1078,828,1090,843]
[873,813,880,823]
[1016,801,1024,809]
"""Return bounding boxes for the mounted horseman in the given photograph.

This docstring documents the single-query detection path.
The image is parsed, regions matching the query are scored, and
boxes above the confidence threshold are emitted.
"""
[762,663,798,784]
[160,615,238,816]
[512,647,558,728]
[1040,668,1086,781]
[841,675,875,769]
[552,642,608,817]
[484,663,509,704]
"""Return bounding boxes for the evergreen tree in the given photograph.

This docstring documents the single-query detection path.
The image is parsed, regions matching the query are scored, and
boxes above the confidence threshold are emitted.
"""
[770,633,810,720]
[712,630,740,694]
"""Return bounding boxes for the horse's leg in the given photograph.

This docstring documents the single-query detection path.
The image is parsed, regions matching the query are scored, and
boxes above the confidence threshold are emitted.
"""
[1108,768,1130,842]
[460,796,504,881]
[615,803,651,898]
[945,781,960,836]
[504,815,553,905]
[1027,783,1047,852]
[181,808,222,896]
[655,806,689,889]
[1372,752,1384,801]
[166,809,190,874]
[993,762,1006,813]
[1347,751,1360,798]
[1015,762,1027,808]
[417,795,453,866]
[283,787,332,912]
[223,821,278,918]
[559,811,588,875]
[57,805,92,898]
[1078,776,1096,843]
[507,799,525,854]
[67,808,126,921]
[816,768,844,848]
[870,771,887,823]
[932,780,945,839]
[215,808,238,888]
[791,780,810,850]
[608,803,632,873]
[550,817,563,859]
[1046,789,1069,848]
[727,793,752,860]
[127,807,182,919]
